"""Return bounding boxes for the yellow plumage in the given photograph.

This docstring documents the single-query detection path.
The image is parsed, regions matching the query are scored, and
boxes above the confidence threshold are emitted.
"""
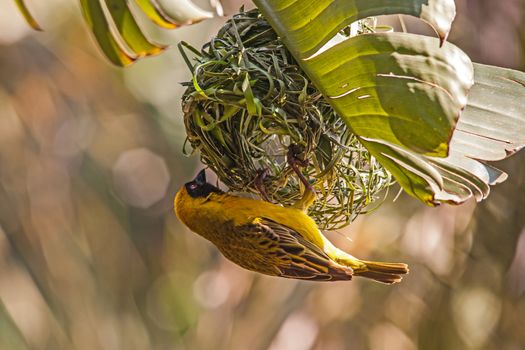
[175,170,408,283]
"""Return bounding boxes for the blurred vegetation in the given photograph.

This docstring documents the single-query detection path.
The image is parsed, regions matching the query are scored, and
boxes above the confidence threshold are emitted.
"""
[0,0,524,349]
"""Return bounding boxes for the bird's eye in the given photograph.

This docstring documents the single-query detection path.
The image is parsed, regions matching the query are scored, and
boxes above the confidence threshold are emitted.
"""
[189,183,198,190]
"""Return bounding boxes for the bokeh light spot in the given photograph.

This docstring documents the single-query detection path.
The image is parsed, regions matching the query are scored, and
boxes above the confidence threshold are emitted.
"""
[112,148,170,208]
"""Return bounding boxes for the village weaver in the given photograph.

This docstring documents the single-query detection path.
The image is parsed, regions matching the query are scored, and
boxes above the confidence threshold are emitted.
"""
[174,161,408,283]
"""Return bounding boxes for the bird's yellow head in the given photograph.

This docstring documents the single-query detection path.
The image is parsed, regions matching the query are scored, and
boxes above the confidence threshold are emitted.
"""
[174,170,223,221]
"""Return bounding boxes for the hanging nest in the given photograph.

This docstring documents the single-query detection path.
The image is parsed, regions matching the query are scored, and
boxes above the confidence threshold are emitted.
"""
[180,8,392,230]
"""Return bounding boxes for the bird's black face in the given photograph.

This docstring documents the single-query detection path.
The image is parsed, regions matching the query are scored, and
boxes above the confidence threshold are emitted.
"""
[184,170,223,198]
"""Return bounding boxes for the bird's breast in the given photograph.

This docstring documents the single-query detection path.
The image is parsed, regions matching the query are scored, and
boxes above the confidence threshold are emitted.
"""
[175,190,324,248]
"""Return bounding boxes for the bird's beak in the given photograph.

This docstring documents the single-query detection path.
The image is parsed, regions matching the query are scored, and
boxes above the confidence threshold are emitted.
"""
[194,169,206,185]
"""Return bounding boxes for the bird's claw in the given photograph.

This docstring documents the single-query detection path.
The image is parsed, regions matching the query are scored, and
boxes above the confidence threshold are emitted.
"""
[287,144,314,193]
[287,144,309,168]
[255,168,272,202]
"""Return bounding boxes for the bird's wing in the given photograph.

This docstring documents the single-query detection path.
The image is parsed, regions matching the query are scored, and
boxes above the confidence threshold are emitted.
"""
[236,218,353,281]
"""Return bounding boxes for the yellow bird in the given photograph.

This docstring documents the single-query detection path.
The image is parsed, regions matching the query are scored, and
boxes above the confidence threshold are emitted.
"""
[175,170,408,283]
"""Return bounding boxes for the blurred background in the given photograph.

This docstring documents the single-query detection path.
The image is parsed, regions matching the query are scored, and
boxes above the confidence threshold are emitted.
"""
[0,0,524,349]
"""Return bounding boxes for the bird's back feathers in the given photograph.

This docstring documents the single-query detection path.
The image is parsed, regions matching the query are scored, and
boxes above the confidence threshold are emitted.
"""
[252,218,354,281]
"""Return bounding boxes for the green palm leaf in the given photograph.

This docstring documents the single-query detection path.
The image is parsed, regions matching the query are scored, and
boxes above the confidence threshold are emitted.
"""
[15,0,220,66]
[80,0,136,66]
[105,0,166,58]
[252,0,525,205]
[258,0,456,59]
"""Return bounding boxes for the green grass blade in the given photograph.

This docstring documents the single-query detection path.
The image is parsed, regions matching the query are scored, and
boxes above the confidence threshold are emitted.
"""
[14,0,42,31]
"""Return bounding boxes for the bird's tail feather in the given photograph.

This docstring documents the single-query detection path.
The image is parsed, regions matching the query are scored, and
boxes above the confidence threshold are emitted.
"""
[354,260,409,284]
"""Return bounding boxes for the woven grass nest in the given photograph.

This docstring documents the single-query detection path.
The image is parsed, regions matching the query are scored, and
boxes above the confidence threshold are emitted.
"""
[181,8,392,230]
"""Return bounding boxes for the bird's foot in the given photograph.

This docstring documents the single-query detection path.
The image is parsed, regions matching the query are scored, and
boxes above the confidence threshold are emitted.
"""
[255,168,272,202]
[287,144,314,193]
[287,144,316,211]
